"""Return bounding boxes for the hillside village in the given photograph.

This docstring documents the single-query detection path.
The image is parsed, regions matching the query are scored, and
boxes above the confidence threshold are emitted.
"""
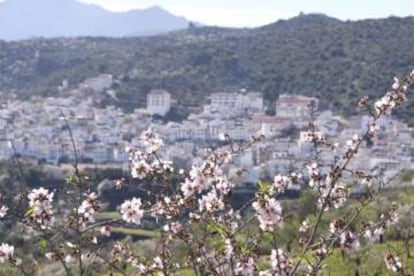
[0,74,413,188]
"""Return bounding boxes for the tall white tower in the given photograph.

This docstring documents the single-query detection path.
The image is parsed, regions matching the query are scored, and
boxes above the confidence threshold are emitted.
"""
[147,89,171,116]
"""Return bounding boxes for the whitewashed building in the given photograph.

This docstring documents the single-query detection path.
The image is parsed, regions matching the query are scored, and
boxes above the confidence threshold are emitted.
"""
[147,89,171,116]
[275,94,319,125]
[79,74,113,93]
[210,92,263,113]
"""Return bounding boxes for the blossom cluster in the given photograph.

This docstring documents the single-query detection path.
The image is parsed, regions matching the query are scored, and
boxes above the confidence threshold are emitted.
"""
[27,187,55,229]
[0,205,8,218]
[78,192,101,227]
[252,195,283,231]
[384,253,403,273]
[127,128,172,180]
[120,197,144,225]
[329,219,360,250]
[302,130,324,144]
[139,128,164,153]
[0,243,14,263]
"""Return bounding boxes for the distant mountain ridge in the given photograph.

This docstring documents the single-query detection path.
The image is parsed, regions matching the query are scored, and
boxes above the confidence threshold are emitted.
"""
[0,0,192,40]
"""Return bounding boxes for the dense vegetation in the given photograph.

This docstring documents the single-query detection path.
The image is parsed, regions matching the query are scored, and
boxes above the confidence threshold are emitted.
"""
[1,14,414,123]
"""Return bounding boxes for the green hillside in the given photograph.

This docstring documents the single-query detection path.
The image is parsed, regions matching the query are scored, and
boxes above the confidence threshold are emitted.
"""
[1,14,414,123]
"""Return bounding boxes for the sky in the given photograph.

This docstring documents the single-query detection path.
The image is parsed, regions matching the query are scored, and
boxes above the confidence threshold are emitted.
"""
[0,0,412,27]
[75,0,414,27]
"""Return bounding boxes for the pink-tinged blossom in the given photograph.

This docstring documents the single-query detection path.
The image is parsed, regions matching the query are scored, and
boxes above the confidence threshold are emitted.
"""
[270,249,292,275]
[215,149,233,163]
[392,77,400,90]
[139,129,163,153]
[189,212,201,222]
[363,224,384,243]
[131,159,153,179]
[384,254,403,272]
[329,219,345,235]
[136,263,149,273]
[301,131,324,143]
[315,243,328,259]
[0,206,8,218]
[368,121,380,138]
[151,256,164,270]
[252,196,283,231]
[181,162,216,198]
[198,191,224,213]
[373,85,407,116]
[330,219,360,250]
[189,164,209,187]
[251,132,265,141]
[100,225,112,237]
[307,163,320,188]
[318,185,347,211]
[113,179,124,190]
[150,159,174,174]
[235,257,255,276]
[150,200,165,222]
[181,178,201,198]
[78,192,100,226]
[163,221,183,234]
[339,231,360,250]
[224,239,233,260]
[344,134,360,159]
[218,132,229,141]
[120,198,144,225]
[91,236,98,244]
[299,220,310,233]
[382,205,399,227]
[45,252,58,261]
[215,177,232,195]
[28,187,55,229]
[64,254,74,263]
[0,243,14,263]
[273,174,291,193]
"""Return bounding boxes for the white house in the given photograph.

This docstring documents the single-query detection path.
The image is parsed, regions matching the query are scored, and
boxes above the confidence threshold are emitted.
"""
[147,89,171,116]
[276,94,319,119]
[210,92,263,113]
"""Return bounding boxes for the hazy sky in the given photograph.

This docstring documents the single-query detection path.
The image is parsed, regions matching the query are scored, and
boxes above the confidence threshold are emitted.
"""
[74,0,414,27]
[1,0,412,27]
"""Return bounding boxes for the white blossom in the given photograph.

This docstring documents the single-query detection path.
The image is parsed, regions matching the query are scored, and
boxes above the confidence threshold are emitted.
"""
[0,206,8,218]
[224,239,233,259]
[252,196,283,231]
[78,192,100,226]
[0,243,14,263]
[151,256,164,270]
[273,174,291,193]
[235,257,255,276]
[299,220,310,233]
[140,129,163,153]
[198,191,224,213]
[339,231,360,250]
[384,254,402,272]
[120,198,144,225]
[270,249,291,275]
[163,221,183,234]
[131,159,153,179]
[307,163,320,188]
[45,252,57,261]
[215,177,232,195]
[28,187,55,229]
